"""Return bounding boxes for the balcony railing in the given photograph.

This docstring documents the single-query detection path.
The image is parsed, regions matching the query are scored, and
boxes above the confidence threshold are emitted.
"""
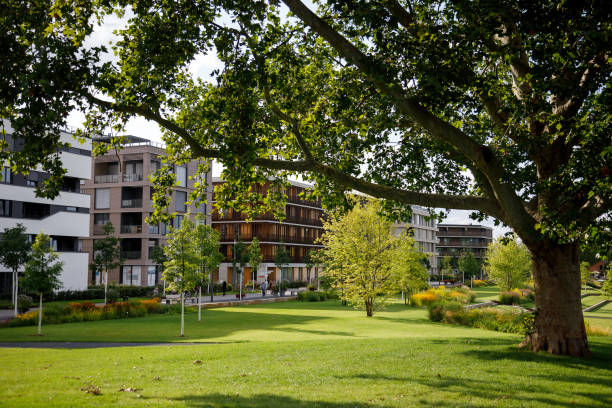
[123,173,143,182]
[121,198,142,208]
[148,225,160,234]
[120,225,142,234]
[121,250,141,259]
[94,174,119,183]
[219,233,320,245]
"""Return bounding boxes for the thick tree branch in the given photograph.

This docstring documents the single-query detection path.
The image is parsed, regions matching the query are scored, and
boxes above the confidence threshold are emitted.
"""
[86,93,503,218]
[383,0,414,29]
[282,0,537,236]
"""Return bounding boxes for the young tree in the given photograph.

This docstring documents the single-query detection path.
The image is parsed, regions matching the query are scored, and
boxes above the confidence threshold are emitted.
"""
[391,237,429,305]
[21,233,63,335]
[233,240,250,298]
[580,262,592,292]
[4,0,609,356]
[440,256,453,283]
[458,252,481,283]
[274,241,291,293]
[192,220,223,320]
[90,222,122,305]
[321,199,415,316]
[602,266,612,298]
[149,244,168,295]
[485,238,533,292]
[0,224,31,317]
[248,237,263,290]
[163,216,198,336]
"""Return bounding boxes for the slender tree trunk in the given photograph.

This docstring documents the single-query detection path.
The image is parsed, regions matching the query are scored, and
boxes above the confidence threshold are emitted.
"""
[104,268,108,305]
[198,286,202,322]
[209,271,213,302]
[13,269,19,317]
[521,241,590,357]
[180,292,185,337]
[12,270,17,317]
[365,298,373,317]
[38,293,43,336]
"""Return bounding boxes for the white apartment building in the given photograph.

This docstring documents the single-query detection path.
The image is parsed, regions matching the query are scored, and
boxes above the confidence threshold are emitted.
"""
[0,123,91,294]
[393,206,438,275]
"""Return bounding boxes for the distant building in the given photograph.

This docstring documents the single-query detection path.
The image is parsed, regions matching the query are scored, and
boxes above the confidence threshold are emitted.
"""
[82,136,211,287]
[393,206,438,275]
[212,178,324,286]
[435,224,493,277]
[0,123,92,293]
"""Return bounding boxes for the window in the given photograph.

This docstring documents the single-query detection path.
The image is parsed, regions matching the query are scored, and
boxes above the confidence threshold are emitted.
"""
[175,214,184,228]
[1,167,11,184]
[95,188,110,209]
[176,166,187,187]
[0,200,11,217]
[147,266,157,286]
[94,213,109,225]
[26,180,37,187]
[66,206,77,212]
[175,191,187,212]
[122,266,141,286]
[150,160,161,173]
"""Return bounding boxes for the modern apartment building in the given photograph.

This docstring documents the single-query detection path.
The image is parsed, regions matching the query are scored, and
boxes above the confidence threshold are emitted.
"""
[393,206,438,275]
[435,224,493,276]
[0,123,92,294]
[212,178,325,286]
[82,135,211,287]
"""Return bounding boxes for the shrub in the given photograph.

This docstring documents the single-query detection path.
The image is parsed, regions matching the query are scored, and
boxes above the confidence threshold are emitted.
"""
[499,289,534,305]
[306,283,317,291]
[12,294,33,313]
[107,289,119,303]
[427,302,535,335]
[411,286,476,307]
[287,280,307,289]
[472,279,488,287]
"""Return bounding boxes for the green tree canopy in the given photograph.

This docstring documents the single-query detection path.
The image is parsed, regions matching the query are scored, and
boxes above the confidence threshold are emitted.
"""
[485,237,532,292]
[2,0,609,356]
[0,224,31,317]
[458,252,480,281]
[89,222,122,304]
[321,199,426,316]
[22,233,63,335]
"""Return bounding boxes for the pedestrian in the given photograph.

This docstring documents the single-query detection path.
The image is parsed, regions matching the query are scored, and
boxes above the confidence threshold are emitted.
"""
[222,280,227,296]
[261,280,267,297]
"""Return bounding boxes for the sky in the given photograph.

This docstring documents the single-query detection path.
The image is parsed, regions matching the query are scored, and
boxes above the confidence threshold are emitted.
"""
[65,7,511,238]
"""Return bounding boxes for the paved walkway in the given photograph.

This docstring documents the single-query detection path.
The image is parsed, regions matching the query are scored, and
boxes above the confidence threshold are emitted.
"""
[0,342,218,349]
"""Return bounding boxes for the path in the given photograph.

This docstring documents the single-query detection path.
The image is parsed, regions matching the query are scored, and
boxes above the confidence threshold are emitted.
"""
[0,342,218,349]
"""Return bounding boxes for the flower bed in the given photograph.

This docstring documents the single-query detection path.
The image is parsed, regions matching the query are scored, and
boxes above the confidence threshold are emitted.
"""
[6,298,176,327]
[498,288,535,305]
[410,286,476,307]
[427,300,534,335]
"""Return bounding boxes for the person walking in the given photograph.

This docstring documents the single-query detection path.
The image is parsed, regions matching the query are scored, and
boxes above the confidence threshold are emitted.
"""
[222,280,227,296]
[261,280,267,297]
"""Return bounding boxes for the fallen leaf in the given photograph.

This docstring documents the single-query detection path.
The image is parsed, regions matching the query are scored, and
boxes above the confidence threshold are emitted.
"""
[81,385,101,395]
[193,360,202,365]
[119,387,142,393]
[153,376,161,381]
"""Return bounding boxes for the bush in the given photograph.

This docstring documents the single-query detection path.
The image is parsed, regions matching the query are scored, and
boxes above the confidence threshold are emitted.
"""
[499,289,534,305]
[287,280,307,289]
[297,291,331,302]
[306,283,317,291]
[472,279,488,287]
[11,294,33,313]
[427,302,535,335]
[411,286,476,307]
[7,298,169,327]
[107,289,119,303]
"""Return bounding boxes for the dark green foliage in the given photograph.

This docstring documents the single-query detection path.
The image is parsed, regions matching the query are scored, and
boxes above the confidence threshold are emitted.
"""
[428,301,535,336]
[11,295,33,313]
[286,280,307,289]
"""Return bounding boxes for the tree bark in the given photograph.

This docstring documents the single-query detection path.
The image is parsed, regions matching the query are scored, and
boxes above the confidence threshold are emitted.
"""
[198,286,202,322]
[521,241,590,357]
[38,293,43,336]
[12,270,17,317]
[180,292,185,337]
[365,298,373,317]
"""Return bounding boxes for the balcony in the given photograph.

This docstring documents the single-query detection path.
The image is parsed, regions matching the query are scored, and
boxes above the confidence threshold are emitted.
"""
[121,225,142,234]
[121,250,142,259]
[123,173,143,182]
[121,198,142,208]
[148,224,160,234]
[94,174,119,183]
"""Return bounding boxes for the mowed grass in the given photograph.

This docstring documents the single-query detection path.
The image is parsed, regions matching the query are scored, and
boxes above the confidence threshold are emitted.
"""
[0,301,611,408]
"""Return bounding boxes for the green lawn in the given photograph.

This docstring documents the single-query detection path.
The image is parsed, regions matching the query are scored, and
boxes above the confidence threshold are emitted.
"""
[1,301,611,408]
[471,285,501,302]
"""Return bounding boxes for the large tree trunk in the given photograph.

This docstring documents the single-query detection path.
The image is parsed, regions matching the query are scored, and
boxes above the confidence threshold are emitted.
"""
[522,241,590,357]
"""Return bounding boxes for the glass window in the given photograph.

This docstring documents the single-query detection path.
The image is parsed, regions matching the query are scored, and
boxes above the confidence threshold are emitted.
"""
[176,166,187,187]
[175,191,187,212]
[95,188,110,209]
[66,206,77,212]
[122,265,141,286]
[147,266,157,286]
[94,213,109,225]
[175,214,184,228]
[0,200,11,217]
[1,167,11,184]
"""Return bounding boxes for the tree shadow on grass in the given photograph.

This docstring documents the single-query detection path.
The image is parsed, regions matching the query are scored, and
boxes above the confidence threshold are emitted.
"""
[335,372,611,408]
[271,327,357,337]
[144,393,388,408]
[459,340,612,371]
